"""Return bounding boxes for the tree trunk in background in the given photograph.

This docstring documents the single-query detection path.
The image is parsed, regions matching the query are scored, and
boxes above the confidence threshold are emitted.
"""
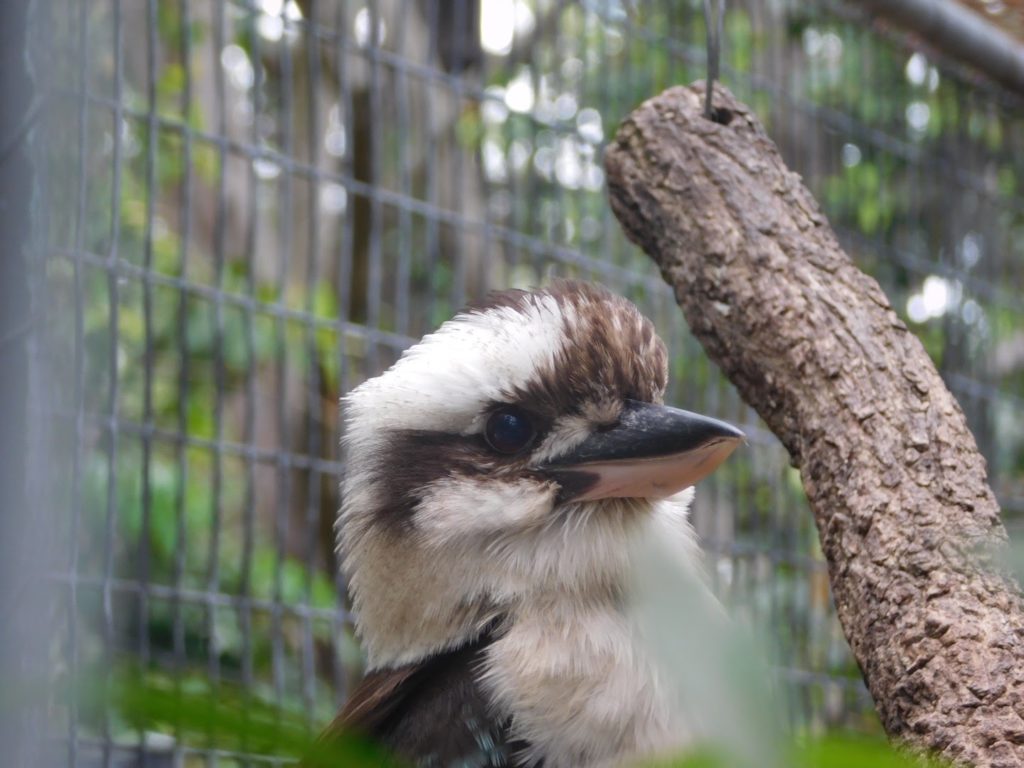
[605,82,1024,768]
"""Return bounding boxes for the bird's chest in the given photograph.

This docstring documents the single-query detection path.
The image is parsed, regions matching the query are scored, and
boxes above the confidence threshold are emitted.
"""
[480,605,684,768]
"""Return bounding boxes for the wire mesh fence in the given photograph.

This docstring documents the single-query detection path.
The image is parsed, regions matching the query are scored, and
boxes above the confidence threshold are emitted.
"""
[28,0,1024,764]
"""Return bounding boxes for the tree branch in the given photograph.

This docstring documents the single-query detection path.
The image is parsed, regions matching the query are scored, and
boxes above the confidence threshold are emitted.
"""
[604,82,1024,767]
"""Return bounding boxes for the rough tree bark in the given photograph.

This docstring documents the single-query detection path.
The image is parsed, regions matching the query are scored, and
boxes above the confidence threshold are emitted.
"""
[604,83,1024,767]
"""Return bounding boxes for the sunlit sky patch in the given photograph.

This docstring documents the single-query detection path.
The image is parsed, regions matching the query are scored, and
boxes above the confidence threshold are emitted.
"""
[480,0,537,56]
[907,275,958,323]
[354,6,387,48]
[905,52,940,91]
[256,0,302,43]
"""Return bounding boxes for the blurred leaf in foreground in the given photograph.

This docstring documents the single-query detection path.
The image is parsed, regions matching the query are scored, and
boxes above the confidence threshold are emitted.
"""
[657,733,945,768]
[110,669,403,767]
[795,732,945,768]
[102,666,948,768]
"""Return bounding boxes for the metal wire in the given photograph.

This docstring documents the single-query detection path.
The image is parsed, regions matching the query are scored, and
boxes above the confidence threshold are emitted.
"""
[25,0,1024,763]
[702,0,724,119]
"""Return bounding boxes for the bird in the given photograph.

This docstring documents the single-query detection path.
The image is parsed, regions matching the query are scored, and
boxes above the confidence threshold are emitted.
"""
[309,280,744,768]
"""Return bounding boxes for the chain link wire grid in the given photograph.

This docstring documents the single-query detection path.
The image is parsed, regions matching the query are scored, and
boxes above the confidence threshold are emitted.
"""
[30,0,1024,764]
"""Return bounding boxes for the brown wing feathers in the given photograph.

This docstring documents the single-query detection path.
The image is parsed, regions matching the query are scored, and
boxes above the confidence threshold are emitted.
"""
[302,627,521,767]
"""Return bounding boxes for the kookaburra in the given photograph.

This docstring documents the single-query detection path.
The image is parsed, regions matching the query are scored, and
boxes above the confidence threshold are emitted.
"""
[315,281,743,767]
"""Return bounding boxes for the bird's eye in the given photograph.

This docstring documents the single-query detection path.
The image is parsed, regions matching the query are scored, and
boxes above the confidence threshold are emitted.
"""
[484,406,536,455]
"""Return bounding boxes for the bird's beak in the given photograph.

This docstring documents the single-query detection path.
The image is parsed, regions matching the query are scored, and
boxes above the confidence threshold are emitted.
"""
[538,399,745,503]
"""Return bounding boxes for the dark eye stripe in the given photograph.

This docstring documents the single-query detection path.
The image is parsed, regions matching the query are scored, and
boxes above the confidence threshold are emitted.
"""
[366,430,493,533]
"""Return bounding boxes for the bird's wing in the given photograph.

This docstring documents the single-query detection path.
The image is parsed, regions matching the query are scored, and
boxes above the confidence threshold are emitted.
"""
[305,629,530,767]
[330,662,419,735]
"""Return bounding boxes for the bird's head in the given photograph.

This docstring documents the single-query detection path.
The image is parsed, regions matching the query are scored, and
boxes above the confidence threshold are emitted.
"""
[338,281,743,667]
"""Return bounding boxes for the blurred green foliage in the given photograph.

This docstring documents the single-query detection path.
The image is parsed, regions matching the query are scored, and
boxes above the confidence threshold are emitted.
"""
[105,675,943,767]
[103,672,399,766]
[665,737,945,768]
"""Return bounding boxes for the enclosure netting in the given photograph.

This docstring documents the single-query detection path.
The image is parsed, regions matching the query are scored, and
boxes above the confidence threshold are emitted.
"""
[30,0,1024,764]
